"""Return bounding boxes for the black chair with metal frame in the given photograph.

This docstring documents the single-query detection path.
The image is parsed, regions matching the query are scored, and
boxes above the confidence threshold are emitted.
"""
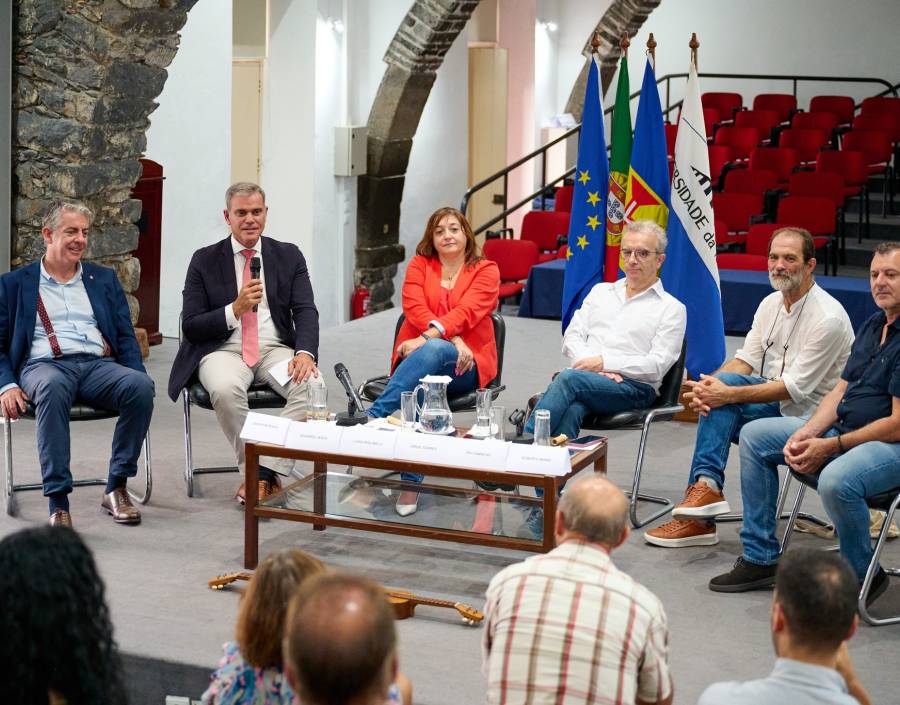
[3,401,152,516]
[579,340,687,529]
[780,469,900,626]
[358,311,507,411]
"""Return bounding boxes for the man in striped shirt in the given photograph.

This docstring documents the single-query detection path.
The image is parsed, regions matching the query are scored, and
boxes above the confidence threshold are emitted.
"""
[483,476,673,705]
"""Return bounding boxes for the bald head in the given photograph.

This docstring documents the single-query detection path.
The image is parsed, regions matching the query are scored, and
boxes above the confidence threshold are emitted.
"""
[556,476,630,547]
[284,573,396,705]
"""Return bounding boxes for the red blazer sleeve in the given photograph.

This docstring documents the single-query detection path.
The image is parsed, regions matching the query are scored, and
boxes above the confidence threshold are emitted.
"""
[400,256,441,332]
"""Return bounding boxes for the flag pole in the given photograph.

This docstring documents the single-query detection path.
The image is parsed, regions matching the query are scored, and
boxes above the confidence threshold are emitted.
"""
[591,29,600,55]
[621,31,630,59]
[646,32,656,66]
[689,32,699,70]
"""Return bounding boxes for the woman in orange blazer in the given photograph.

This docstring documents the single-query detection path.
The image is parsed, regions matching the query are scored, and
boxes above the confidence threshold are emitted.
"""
[368,206,500,515]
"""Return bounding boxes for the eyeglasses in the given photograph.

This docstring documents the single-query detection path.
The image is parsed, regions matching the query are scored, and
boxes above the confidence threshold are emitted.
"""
[621,248,660,261]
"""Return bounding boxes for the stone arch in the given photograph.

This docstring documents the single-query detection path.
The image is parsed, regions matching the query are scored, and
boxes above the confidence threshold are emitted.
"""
[355,0,662,310]
[12,0,198,321]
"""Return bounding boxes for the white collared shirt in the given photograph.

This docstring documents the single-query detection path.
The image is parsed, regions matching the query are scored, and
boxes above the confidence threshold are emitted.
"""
[561,278,686,393]
[735,282,853,417]
[224,236,281,348]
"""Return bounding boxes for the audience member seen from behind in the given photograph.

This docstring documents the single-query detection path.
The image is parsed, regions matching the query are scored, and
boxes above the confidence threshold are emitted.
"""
[699,549,871,705]
[284,572,410,705]
[0,526,127,705]
[201,549,326,705]
[366,206,500,517]
[482,476,673,705]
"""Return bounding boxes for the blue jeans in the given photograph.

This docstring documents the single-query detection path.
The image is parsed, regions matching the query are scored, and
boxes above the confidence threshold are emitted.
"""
[524,368,656,440]
[689,373,781,491]
[367,339,477,483]
[19,355,155,498]
[739,415,900,580]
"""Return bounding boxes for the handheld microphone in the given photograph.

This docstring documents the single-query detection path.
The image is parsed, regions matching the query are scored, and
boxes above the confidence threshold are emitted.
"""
[334,363,369,426]
[250,256,261,312]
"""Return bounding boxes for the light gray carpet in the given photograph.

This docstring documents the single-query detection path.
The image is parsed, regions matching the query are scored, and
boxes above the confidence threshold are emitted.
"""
[1,307,897,704]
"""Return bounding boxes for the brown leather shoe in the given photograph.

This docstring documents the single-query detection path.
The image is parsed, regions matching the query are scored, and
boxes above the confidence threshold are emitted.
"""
[49,509,73,528]
[101,487,141,525]
[235,476,281,506]
[644,518,717,547]
[671,481,731,518]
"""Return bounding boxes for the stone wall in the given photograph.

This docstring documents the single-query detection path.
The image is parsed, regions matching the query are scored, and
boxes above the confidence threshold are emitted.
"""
[356,0,481,312]
[12,0,197,323]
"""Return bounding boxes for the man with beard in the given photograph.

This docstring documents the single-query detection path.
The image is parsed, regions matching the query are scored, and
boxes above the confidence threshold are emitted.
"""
[645,227,853,548]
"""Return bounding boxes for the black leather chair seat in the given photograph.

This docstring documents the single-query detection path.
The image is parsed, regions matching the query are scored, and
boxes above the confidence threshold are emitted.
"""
[188,382,285,411]
[23,400,118,422]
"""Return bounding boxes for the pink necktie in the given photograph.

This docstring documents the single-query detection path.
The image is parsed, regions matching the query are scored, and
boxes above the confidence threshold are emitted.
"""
[240,249,259,367]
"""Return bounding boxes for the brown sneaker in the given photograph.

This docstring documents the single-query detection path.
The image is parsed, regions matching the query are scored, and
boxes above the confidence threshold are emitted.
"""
[101,487,141,525]
[671,481,731,518]
[644,518,718,547]
[235,476,282,505]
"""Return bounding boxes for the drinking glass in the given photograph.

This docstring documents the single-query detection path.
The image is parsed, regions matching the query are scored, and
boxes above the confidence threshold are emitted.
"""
[400,391,417,430]
[309,383,328,421]
[489,406,506,441]
[475,388,492,434]
[532,409,551,446]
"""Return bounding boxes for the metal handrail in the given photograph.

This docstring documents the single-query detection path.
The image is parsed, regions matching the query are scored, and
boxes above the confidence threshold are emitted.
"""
[461,71,898,236]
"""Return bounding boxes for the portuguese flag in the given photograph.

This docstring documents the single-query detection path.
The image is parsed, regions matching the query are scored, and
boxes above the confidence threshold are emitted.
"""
[604,56,632,281]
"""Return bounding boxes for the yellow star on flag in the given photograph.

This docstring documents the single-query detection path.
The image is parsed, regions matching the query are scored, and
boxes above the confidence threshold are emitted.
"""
[577,170,590,185]
[586,215,600,231]
[566,247,573,259]
[577,235,589,250]
[586,191,600,206]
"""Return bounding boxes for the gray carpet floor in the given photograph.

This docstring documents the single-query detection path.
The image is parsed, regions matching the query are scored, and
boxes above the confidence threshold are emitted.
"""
[1,307,897,704]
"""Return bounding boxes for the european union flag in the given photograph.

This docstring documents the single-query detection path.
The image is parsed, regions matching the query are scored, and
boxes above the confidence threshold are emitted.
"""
[561,56,610,330]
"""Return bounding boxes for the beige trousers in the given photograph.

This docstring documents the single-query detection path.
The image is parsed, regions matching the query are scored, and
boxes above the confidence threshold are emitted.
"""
[198,339,310,476]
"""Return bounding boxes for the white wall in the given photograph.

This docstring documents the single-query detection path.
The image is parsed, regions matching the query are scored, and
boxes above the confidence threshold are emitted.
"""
[145,0,232,337]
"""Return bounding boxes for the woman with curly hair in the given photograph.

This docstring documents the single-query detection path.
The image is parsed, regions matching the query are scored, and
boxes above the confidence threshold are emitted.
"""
[202,548,411,705]
[0,526,127,705]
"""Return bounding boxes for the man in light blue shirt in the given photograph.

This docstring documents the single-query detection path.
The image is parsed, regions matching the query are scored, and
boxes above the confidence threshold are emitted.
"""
[699,549,871,705]
[0,201,154,527]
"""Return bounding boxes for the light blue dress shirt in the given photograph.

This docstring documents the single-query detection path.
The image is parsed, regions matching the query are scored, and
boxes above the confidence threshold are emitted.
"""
[698,658,858,705]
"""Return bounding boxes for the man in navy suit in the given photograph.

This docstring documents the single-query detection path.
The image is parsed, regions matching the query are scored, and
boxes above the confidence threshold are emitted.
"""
[0,201,155,527]
[168,182,319,503]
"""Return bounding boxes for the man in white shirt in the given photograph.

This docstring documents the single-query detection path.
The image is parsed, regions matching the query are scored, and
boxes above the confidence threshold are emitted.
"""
[524,220,686,441]
[168,182,320,503]
[483,475,673,705]
[699,549,871,705]
[645,227,853,548]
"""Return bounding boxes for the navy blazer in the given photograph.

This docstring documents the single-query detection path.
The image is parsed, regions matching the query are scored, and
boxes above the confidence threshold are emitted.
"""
[0,261,146,389]
[167,235,319,401]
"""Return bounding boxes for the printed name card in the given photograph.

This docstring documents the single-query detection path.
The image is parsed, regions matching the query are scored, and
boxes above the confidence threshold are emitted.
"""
[284,420,344,452]
[394,434,509,471]
[239,412,292,446]
[338,424,399,460]
[505,443,571,476]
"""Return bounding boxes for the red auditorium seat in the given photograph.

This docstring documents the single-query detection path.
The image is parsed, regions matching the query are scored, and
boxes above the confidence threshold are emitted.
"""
[554,185,573,213]
[750,146,802,187]
[778,128,831,165]
[788,171,848,255]
[776,195,838,274]
[714,126,760,162]
[716,253,769,271]
[482,238,539,305]
[735,110,780,144]
[702,92,742,123]
[860,96,900,118]
[852,113,900,144]
[665,123,678,158]
[520,210,570,262]
[791,111,839,134]
[712,192,765,248]
[702,107,720,139]
[816,149,870,239]
[746,223,783,256]
[724,168,779,195]
[753,94,797,124]
[555,245,568,260]
[843,130,894,216]
[809,95,855,128]
[708,145,732,189]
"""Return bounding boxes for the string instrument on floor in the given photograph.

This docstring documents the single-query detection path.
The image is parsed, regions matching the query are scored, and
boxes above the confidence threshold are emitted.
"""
[207,572,482,625]
[385,588,483,625]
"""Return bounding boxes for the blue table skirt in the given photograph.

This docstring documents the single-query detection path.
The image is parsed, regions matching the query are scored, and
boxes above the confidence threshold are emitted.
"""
[518,260,878,334]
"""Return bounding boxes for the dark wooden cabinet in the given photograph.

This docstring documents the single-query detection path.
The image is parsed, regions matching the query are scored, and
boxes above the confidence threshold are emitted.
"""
[131,159,163,345]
